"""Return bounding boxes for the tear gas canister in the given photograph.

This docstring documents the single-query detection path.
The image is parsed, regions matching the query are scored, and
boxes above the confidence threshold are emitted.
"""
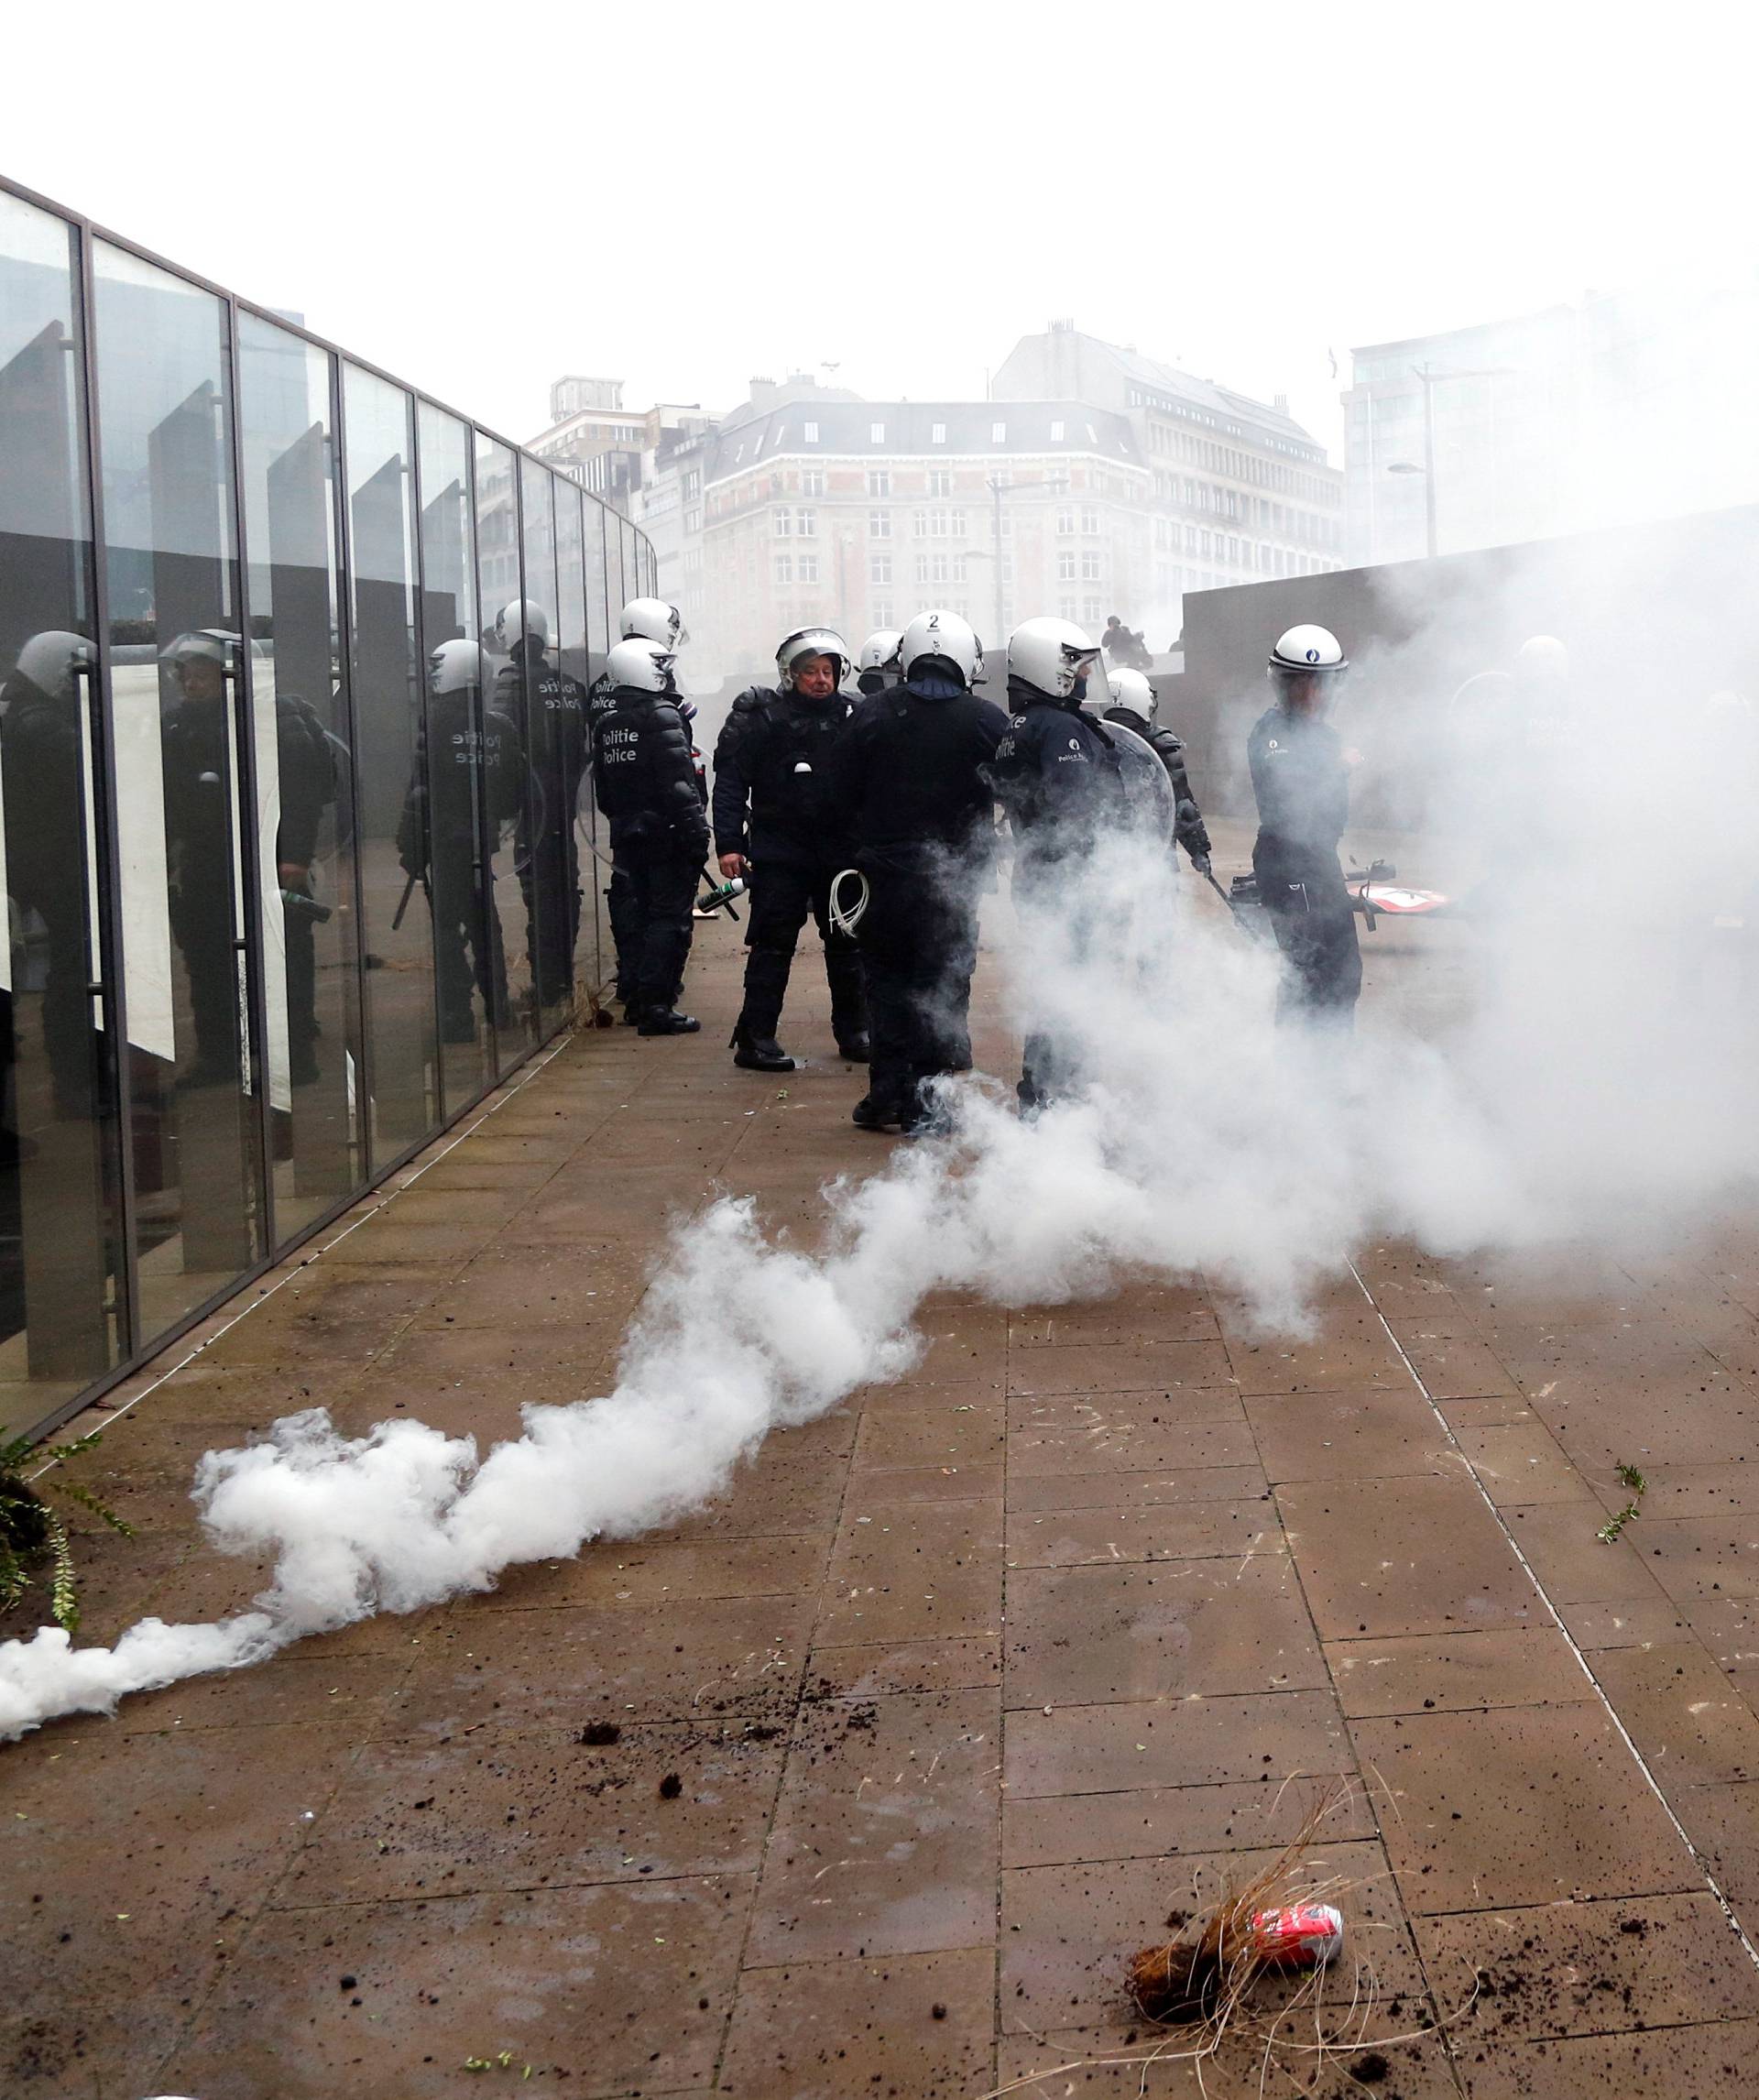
[1249,1902,1344,1967]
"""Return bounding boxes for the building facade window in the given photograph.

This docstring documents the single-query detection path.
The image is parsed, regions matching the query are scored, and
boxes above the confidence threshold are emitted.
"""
[872,599,892,625]
[868,468,890,497]
[869,421,886,443]
[992,421,1007,443]
[915,552,932,584]
[775,552,793,582]
[931,421,946,443]
[774,510,792,537]
[1082,596,1102,624]
[1081,552,1101,580]
[928,468,952,498]
[1080,507,1099,534]
[869,509,891,538]
[870,552,892,585]
[803,421,819,443]
[1056,508,1075,535]
[796,508,816,536]
[802,469,824,497]
[1056,551,1076,580]
[912,509,928,536]
[798,553,819,583]
[1050,420,1065,441]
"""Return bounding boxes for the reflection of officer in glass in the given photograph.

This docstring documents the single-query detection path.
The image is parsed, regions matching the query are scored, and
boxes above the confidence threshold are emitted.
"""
[160,629,246,1086]
[493,599,586,1011]
[398,639,524,1042]
[0,632,95,1118]
[273,688,340,1086]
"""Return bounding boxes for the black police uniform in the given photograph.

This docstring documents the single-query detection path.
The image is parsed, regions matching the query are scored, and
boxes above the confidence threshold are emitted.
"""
[713,684,867,1056]
[1,662,106,1111]
[1247,703,1361,1024]
[584,668,639,1009]
[987,681,1129,1109]
[826,665,1009,1130]
[500,648,589,1012]
[397,688,525,1041]
[270,694,341,1082]
[1100,706,1212,868]
[591,685,709,1026]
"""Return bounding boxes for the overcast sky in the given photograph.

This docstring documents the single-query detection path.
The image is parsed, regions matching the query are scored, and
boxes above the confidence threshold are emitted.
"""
[8,1,1752,454]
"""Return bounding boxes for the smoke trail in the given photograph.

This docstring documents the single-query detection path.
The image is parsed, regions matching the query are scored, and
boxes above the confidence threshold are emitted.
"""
[7,585,1759,1739]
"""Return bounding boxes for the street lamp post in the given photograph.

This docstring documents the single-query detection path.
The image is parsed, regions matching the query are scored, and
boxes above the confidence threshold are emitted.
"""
[1384,361,1513,561]
[981,470,1068,644]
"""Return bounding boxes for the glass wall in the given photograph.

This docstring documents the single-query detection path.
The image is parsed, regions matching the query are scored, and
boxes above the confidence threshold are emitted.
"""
[0,180,653,1441]
[237,315,360,1239]
[0,193,126,1425]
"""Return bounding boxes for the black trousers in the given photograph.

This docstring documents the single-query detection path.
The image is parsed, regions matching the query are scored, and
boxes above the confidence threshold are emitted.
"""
[619,849,698,1014]
[432,843,508,1035]
[520,829,582,1008]
[1253,848,1362,1026]
[606,864,640,1005]
[739,858,867,1042]
[858,867,978,1121]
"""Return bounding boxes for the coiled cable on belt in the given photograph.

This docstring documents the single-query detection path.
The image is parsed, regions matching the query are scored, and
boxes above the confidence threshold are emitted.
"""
[828,867,869,938]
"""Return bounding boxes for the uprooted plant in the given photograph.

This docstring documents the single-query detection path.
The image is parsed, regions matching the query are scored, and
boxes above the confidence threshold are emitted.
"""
[0,1427,134,1635]
[1596,1460,1648,1545]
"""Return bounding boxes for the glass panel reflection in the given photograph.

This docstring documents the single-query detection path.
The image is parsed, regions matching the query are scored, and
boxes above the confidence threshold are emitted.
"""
[412,405,493,1105]
[93,241,264,1333]
[0,193,126,1415]
[554,484,598,991]
[237,316,359,1235]
[518,463,588,1021]
[344,366,437,1156]
[474,435,533,1071]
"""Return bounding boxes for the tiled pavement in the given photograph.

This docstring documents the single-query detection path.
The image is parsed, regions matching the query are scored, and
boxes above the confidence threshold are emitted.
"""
[9,903,1759,2096]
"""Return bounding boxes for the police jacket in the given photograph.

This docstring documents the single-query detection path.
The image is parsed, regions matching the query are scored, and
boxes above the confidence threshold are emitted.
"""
[397,691,525,873]
[986,679,1127,867]
[826,667,1010,876]
[592,686,710,862]
[712,684,853,867]
[1247,703,1349,874]
[274,693,340,866]
[1102,705,1211,863]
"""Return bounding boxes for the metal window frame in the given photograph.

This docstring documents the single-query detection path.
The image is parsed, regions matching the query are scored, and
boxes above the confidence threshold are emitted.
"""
[5,171,653,1445]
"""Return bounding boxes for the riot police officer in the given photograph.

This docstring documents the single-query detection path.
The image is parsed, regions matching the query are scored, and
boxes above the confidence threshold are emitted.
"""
[494,599,588,1013]
[713,627,867,1072]
[1100,665,1212,873]
[1248,624,1360,1028]
[986,617,1126,1110]
[827,609,1009,1134]
[591,636,709,1035]
[855,629,902,697]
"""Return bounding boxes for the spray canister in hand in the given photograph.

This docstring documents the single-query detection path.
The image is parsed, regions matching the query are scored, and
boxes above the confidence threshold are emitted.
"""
[695,875,748,917]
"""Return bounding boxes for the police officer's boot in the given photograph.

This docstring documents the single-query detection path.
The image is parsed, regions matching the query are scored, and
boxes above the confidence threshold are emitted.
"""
[640,1007,702,1036]
[730,1018,795,1071]
[731,946,795,1070]
[825,946,869,1062]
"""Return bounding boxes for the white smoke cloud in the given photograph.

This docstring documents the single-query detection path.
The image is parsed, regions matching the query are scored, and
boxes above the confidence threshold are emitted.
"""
[5,577,1759,1738]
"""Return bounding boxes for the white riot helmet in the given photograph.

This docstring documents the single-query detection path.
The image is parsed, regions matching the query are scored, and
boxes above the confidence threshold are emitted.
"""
[159,628,241,670]
[776,626,852,689]
[899,608,983,689]
[429,639,487,695]
[1269,624,1347,676]
[1009,616,1099,704]
[621,596,688,649]
[606,636,678,693]
[1106,664,1158,725]
[14,630,91,699]
[858,629,902,676]
[495,599,551,652]
[1516,634,1568,683]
